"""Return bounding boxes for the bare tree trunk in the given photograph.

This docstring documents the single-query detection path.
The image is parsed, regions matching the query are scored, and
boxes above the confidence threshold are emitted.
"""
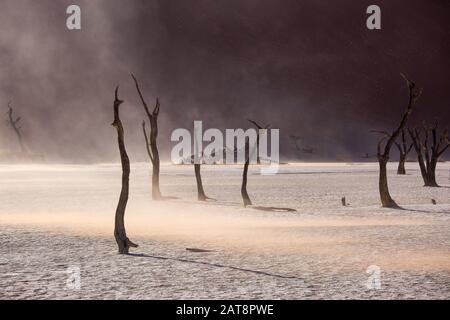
[132,74,162,200]
[194,163,208,201]
[409,128,429,185]
[111,86,138,254]
[193,124,209,201]
[373,73,422,208]
[149,111,162,199]
[395,129,412,175]
[151,148,162,199]
[248,119,270,165]
[7,103,26,153]
[378,156,398,207]
[256,134,260,164]
[397,153,406,175]
[427,158,439,187]
[241,138,252,207]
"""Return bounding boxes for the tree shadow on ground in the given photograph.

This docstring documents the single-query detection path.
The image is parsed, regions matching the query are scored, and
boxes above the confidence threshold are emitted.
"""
[158,195,180,201]
[391,205,450,214]
[250,206,297,212]
[127,253,302,280]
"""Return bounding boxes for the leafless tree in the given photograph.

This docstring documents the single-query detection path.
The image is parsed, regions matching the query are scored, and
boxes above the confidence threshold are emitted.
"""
[372,73,422,208]
[239,136,296,212]
[290,135,302,152]
[408,123,449,187]
[6,102,26,153]
[132,74,162,200]
[394,129,413,175]
[193,131,211,201]
[248,119,269,164]
[194,163,208,201]
[241,138,252,207]
[111,86,138,254]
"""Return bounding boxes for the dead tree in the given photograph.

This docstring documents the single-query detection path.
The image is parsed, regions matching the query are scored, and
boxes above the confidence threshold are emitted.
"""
[248,119,269,164]
[6,102,26,153]
[290,135,302,152]
[193,130,210,201]
[373,74,422,208]
[194,164,208,201]
[241,138,252,207]
[408,123,449,187]
[132,74,162,200]
[111,86,138,254]
[341,197,347,206]
[394,129,413,175]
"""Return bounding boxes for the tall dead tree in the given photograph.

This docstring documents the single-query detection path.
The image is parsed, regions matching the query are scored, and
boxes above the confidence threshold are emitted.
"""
[409,123,449,187]
[394,129,413,175]
[6,102,26,153]
[132,74,162,200]
[111,86,138,254]
[248,119,269,164]
[241,138,252,207]
[373,74,422,208]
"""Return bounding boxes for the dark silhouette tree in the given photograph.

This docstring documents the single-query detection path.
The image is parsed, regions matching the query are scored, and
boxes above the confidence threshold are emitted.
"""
[241,138,252,207]
[132,74,162,200]
[248,119,269,164]
[394,129,413,175]
[194,163,208,201]
[372,74,422,208]
[193,130,212,201]
[6,102,26,153]
[111,86,138,254]
[408,123,449,187]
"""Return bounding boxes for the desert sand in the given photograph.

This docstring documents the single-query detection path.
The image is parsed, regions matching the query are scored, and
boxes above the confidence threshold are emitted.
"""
[1,162,450,299]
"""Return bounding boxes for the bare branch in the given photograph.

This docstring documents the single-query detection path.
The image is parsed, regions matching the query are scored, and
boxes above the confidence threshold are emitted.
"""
[370,130,391,137]
[437,143,450,157]
[131,73,152,120]
[5,101,26,153]
[153,98,160,116]
[248,119,263,129]
[142,120,153,162]
[377,136,387,156]
[406,143,414,154]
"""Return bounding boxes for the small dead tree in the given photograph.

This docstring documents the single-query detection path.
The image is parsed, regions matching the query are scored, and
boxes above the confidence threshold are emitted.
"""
[193,129,210,201]
[241,138,252,207]
[111,86,138,254]
[248,119,269,164]
[290,135,302,152]
[394,129,413,175]
[132,74,162,200]
[373,74,422,208]
[194,163,208,201]
[6,102,26,153]
[408,123,449,187]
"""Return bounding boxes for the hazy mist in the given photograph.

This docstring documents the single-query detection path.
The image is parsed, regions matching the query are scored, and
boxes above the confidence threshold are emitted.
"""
[0,0,449,162]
